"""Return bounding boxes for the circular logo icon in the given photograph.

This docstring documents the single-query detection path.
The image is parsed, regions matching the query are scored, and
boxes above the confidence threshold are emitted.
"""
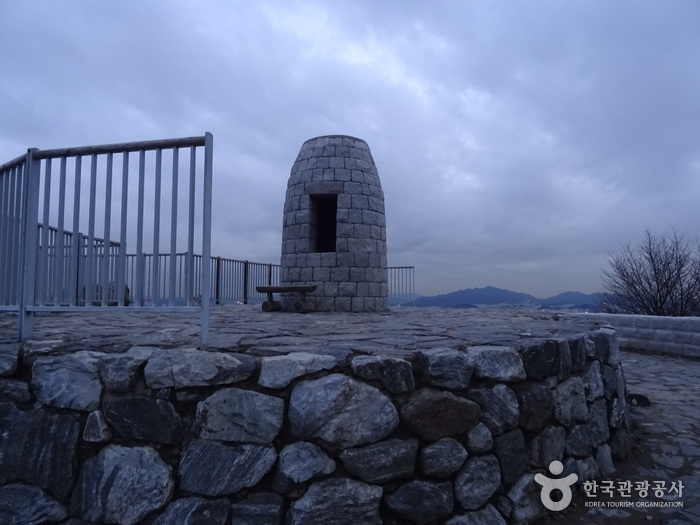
[533,460,579,511]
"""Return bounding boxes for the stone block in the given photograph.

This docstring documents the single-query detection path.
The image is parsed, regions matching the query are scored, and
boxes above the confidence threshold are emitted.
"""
[339,438,418,483]
[521,339,559,380]
[582,360,604,401]
[259,352,336,388]
[494,429,528,484]
[0,484,67,524]
[454,455,501,510]
[31,352,102,411]
[468,345,526,382]
[72,445,173,525]
[469,384,519,436]
[514,381,554,433]
[420,437,468,478]
[467,422,493,453]
[0,402,79,499]
[529,425,565,468]
[415,347,474,390]
[287,478,382,525]
[385,480,454,522]
[350,355,415,393]
[554,376,588,427]
[179,440,276,497]
[230,493,283,525]
[0,343,20,376]
[400,388,480,441]
[153,497,229,525]
[446,504,506,525]
[194,388,284,443]
[274,441,335,491]
[289,374,398,449]
[103,396,182,444]
[144,348,255,389]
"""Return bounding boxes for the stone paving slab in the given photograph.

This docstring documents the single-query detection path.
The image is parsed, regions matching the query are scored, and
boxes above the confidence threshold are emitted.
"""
[546,351,700,525]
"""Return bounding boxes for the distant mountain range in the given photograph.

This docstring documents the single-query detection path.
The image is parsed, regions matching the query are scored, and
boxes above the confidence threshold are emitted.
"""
[408,286,602,311]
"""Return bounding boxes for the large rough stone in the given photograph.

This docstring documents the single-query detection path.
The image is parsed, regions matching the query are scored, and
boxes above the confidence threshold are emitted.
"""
[557,339,572,380]
[565,424,594,457]
[385,480,453,522]
[454,455,501,510]
[71,445,174,525]
[609,428,634,460]
[466,422,493,453]
[529,425,565,468]
[144,348,255,388]
[194,388,284,443]
[179,439,276,496]
[446,504,506,525]
[289,374,398,448]
[420,437,468,478]
[83,410,112,442]
[350,355,415,393]
[567,335,588,373]
[414,347,474,390]
[103,396,182,444]
[582,360,604,401]
[590,328,614,363]
[554,376,588,427]
[31,352,102,411]
[564,456,599,484]
[0,378,32,403]
[230,493,283,525]
[0,402,79,499]
[98,346,154,393]
[507,473,547,525]
[274,441,335,491]
[514,382,554,433]
[467,346,526,382]
[400,388,480,441]
[153,497,229,525]
[595,444,615,475]
[521,339,559,380]
[339,438,418,484]
[258,352,336,388]
[494,429,528,484]
[469,384,519,436]
[287,478,382,525]
[600,364,618,400]
[0,343,20,376]
[589,397,610,446]
[0,483,68,525]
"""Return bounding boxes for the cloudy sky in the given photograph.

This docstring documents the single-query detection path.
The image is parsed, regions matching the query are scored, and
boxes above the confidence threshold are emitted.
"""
[2,1,699,298]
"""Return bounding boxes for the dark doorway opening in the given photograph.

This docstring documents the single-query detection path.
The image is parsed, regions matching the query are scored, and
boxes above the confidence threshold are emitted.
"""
[310,194,337,252]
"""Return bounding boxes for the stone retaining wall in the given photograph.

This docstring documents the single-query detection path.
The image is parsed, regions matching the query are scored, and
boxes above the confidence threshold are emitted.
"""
[0,327,631,525]
[570,312,700,359]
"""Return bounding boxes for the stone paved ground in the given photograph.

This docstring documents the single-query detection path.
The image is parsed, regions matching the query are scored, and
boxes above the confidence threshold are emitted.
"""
[2,305,699,524]
[546,351,700,525]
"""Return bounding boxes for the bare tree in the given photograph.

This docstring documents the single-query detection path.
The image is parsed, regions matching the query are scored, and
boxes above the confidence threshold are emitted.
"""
[601,229,700,316]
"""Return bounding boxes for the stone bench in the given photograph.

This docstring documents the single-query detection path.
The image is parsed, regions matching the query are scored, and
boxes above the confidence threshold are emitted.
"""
[256,286,317,313]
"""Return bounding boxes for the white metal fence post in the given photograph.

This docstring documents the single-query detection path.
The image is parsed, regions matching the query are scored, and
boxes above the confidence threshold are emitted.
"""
[18,149,41,339]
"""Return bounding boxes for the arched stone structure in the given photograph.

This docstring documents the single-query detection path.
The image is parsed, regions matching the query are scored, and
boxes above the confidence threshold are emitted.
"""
[280,135,388,312]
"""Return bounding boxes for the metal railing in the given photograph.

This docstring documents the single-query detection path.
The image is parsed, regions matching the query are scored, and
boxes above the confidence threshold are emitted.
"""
[123,253,413,307]
[388,266,416,305]
[0,134,214,346]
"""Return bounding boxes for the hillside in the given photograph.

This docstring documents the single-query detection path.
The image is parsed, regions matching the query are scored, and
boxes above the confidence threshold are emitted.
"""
[413,286,601,311]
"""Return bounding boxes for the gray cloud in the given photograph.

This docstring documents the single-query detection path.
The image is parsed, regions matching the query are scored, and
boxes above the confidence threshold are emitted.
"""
[2,0,699,297]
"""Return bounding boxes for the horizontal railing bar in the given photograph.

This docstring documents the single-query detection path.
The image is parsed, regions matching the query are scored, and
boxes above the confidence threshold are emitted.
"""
[0,153,27,173]
[32,135,207,160]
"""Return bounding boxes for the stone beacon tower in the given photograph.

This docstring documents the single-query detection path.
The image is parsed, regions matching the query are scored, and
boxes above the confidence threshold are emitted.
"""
[280,135,388,312]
